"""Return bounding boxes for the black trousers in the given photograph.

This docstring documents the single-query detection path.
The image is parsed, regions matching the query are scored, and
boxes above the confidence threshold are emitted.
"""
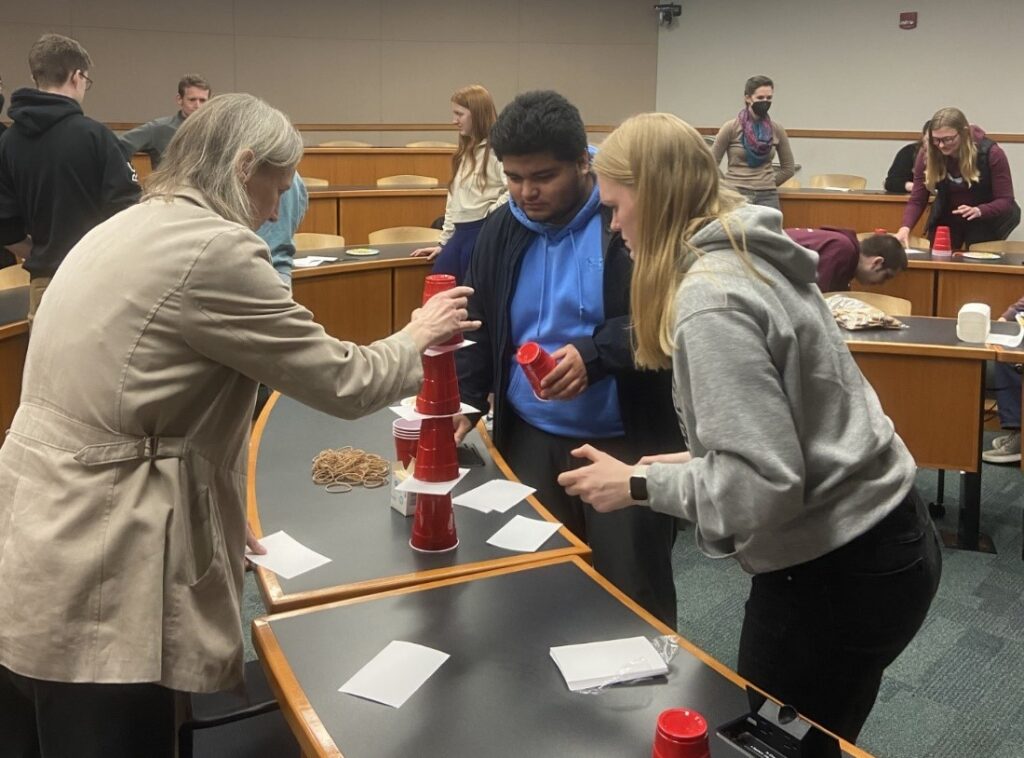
[502,412,678,628]
[0,666,176,758]
[737,487,941,749]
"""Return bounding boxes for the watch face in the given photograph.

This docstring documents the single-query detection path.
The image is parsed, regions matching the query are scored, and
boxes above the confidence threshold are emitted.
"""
[630,475,648,502]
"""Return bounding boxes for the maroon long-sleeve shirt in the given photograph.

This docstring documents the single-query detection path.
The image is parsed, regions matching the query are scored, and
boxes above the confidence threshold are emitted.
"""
[785,226,859,292]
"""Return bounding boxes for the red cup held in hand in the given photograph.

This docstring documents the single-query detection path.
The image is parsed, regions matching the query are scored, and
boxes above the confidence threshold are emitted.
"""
[422,273,462,347]
[516,342,557,400]
[652,708,710,758]
[410,493,458,552]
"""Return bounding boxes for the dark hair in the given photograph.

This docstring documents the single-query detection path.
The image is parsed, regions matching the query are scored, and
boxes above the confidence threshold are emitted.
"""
[178,74,211,97]
[489,90,587,162]
[921,120,931,134]
[860,234,908,272]
[744,75,774,96]
[29,33,92,89]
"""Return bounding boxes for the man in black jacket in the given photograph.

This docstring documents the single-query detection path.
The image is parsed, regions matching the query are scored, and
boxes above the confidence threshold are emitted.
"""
[454,91,682,626]
[0,34,140,319]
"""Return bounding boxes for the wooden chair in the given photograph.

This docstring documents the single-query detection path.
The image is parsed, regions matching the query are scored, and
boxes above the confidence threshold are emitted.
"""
[302,177,329,188]
[779,177,801,189]
[809,174,867,190]
[294,233,345,253]
[318,140,373,148]
[405,141,457,148]
[376,174,439,188]
[0,265,29,290]
[856,231,930,249]
[968,240,1024,254]
[825,290,912,316]
[367,226,442,245]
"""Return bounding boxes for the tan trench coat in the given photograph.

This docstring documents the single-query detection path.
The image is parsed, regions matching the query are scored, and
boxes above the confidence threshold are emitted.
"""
[0,190,423,692]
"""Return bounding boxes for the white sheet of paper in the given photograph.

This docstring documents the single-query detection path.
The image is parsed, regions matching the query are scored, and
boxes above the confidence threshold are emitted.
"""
[395,468,470,494]
[423,339,476,356]
[292,256,339,268]
[245,530,331,579]
[453,479,535,514]
[486,515,561,552]
[986,323,1024,348]
[339,641,449,708]
[389,402,480,421]
[549,636,669,692]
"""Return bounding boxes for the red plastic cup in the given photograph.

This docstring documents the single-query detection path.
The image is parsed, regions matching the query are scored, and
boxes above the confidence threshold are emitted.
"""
[410,493,458,552]
[412,416,458,482]
[422,273,462,346]
[392,418,421,468]
[652,709,710,758]
[416,352,461,416]
[516,342,557,399]
[932,225,952,256]
[873,227,887,234]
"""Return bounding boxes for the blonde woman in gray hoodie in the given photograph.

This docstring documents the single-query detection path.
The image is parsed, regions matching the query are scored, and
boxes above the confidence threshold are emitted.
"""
[559,112,940,749]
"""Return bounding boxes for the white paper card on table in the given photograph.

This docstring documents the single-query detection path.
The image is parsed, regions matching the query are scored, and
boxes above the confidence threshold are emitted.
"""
[423,339,476,357]
[486,515,561,552]
[986,322,1024,348]
[395,468,470,495]
[339,640,449,708]
[245,530,331,579]
[292,256,338,268]
[389,402,480,421]
[549,636,669,692]
[453,479,535,514]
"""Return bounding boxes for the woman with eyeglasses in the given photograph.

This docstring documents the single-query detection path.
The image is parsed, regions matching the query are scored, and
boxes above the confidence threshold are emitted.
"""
[710,74,795,210]
[896,107,1020,250]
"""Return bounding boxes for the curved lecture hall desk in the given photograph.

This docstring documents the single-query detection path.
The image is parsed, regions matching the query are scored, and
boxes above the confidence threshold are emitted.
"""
[843,316,1024,552]
[254,556,871,758]
[0,286,29,441]
[779,187,928,237]
[248,392,590,613]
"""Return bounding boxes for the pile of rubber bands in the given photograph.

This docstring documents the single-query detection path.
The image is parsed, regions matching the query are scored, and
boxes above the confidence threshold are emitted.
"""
[311,446,390,494]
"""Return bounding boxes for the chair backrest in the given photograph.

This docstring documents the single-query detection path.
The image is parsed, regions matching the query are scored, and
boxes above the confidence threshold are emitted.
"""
[827,290,912,316]
[405,141,457,148]
[0,265,29,290]
[302,177,329,188]
[319,140,373,148]
[779,177,801,189]
[376,174,439,187]
[809,174,867,190]
[968,240,1024,254]
[367,226,442,245]
[294,233,346,253]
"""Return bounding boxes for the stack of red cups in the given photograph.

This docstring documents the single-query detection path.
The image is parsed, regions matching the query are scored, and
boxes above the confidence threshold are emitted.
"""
[931,225,953,257]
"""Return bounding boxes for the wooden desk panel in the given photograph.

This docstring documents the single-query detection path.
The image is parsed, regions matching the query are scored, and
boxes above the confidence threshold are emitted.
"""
[0,322,29,446]
[292,268,392,345]
[297,149,453,187]
[338,194,446,245]
[935,268,1024,318]
[298,196,340,235]
[392,264,430,330]
[852,267,936,315]
[780,190,927,235]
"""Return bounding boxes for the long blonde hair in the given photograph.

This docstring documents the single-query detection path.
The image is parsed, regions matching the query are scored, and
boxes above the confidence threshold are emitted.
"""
[451,85,498,190]
[593,113,746,370]
[924,107,979,191]
[145,93,303,227]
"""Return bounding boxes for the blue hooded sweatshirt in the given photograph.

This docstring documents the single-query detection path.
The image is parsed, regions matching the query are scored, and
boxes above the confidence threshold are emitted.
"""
[506,177,624,438]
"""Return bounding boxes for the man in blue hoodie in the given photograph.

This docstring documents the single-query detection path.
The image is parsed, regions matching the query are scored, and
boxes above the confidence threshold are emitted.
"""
[455,91,682,626]
[0,34,140,319]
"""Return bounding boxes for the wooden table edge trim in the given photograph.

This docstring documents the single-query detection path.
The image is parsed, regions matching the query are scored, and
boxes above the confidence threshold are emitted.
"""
[291,256,431,279]
[256,555,872,758]
[0,320,29,339]
[248,391,286,608]
[906,259,1024,273]
[307,188,448,198]
[845,340,996,361]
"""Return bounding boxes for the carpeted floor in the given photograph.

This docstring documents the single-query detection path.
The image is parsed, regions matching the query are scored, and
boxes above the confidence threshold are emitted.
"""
[242,434,1023,757]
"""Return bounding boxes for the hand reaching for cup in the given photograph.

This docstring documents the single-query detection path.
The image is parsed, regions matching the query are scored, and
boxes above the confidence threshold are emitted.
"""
[894,226,911,248]
[404,286,480,351]
[952,205,982,221]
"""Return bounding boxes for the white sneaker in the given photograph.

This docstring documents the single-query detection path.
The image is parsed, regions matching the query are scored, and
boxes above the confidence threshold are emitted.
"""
[982,431,1021,464]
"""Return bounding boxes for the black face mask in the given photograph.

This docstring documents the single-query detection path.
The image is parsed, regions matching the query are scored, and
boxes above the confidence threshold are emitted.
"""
[750,100,771,118]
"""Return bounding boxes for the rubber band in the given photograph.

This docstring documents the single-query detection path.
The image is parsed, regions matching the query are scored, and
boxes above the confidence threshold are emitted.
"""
[311,446,391,493]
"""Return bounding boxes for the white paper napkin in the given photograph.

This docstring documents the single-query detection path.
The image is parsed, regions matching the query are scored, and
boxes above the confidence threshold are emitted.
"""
[486,515,561,552]
[339,641,449,708]
[453,480,536,514]
[550,636,669,692]
[245,530,331,579]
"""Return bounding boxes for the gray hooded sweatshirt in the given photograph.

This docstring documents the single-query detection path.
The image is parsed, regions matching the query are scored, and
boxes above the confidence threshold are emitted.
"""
[646,203,915,574]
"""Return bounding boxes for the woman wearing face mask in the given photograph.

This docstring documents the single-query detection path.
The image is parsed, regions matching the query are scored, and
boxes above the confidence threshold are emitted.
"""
[410,84,508,283]
[0,93,476,757]
[711,75,794,210]
[896,107,1020,251]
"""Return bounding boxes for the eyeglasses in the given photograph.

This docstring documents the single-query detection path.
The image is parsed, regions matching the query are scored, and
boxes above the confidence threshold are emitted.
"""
[77,70,93,91]
[931,134,959,147]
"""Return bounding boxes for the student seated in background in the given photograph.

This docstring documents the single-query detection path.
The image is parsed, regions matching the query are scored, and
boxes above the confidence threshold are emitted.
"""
[884,122,929,193]
[983,295,1023,464]
[785,227,907,292]
[118,74,210,167]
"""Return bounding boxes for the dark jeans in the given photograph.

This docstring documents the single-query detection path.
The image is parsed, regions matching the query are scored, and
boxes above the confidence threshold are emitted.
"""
[987,360,1022,429]
[432,218,486,285]
[502,412,678,628]
[0,665,176,758]
[737,487,941,748]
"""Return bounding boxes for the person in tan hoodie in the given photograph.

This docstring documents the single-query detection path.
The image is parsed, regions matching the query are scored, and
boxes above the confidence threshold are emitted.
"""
[0,93,476,757]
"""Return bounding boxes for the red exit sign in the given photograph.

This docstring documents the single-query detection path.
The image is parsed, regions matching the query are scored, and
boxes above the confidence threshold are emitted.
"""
[899,11,917,30]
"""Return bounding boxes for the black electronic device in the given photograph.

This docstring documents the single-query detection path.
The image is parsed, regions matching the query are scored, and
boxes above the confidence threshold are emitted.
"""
[457,443,485,468]
[716,688,840,758]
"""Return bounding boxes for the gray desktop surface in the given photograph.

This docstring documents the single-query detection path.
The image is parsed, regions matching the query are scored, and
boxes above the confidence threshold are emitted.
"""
[267,560,756,758]
[255,395,574,596]
[0,286,28,326]
[841,315,1019,348]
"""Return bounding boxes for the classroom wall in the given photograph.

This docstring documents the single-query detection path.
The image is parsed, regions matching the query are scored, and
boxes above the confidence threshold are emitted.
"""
[655,0,1024,235]
[0,0,658,142]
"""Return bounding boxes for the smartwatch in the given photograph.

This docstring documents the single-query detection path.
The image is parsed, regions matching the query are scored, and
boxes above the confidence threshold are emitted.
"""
[629,464,649,502]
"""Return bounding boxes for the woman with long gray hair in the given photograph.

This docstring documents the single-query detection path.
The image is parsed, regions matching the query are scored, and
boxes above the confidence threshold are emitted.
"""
[0,93,476,756]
